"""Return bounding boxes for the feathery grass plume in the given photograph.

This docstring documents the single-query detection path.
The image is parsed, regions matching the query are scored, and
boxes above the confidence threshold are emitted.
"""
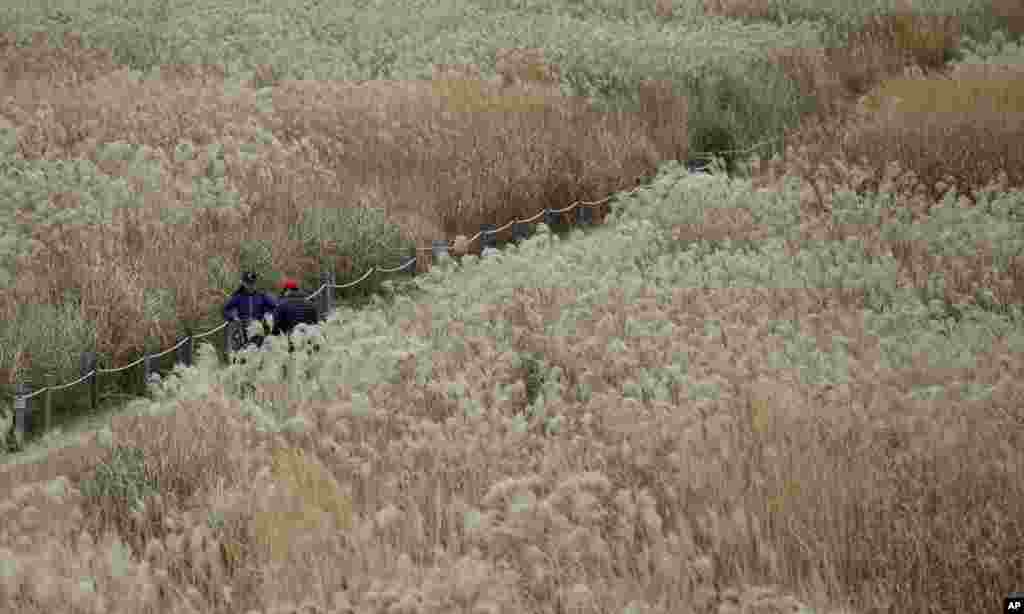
[250,444,353,569]
[0,4,1020,613]
[850,64,1024,199]
[863,11,962,72]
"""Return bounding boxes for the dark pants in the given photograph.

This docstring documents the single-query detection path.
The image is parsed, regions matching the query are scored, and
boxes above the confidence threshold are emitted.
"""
[233,327,266,366]
[236,318,267,349]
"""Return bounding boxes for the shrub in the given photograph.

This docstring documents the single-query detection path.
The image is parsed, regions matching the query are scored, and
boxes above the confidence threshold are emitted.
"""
[289,204,415,303]
[79,444,158,534]
[678,59,803,174]
[112,397,240,508]
[519,352,547,408]
[0,294,98,407]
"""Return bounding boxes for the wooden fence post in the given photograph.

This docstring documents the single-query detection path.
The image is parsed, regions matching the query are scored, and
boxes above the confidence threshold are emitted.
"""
[432,239,449,265]
[544,208,559,229]
[480,223,498,258]
[512,221,530,244]
[91,356,99,411]
[43,372,54,434]
[143,354,158,395]
[13,380,29,446]
[81,351,98,411]
[225,320,233,359]
[177,328,193,368]
[578,205,593,227]
[141,354,148,394]
[320,270,335,321]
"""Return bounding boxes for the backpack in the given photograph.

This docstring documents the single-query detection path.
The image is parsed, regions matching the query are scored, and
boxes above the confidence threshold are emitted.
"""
[273,292,320,336]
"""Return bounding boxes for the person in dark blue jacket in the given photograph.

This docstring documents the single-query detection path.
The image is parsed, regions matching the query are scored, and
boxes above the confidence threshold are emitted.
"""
[222,271,278,349]
[272,278,321,353]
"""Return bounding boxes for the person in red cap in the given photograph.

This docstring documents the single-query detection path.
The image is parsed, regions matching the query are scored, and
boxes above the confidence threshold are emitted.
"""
[271,277,321,352]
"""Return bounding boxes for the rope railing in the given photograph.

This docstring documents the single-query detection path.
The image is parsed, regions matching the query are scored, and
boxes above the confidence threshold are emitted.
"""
[689,134,785,159]
[383,136,784,255]
[5,138,781,446]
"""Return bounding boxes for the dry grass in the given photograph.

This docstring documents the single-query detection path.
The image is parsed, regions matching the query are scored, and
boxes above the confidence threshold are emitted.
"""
[764,45,848,117]
[0,4,1022,614]
[0,36,685,381]
[759,10,963,121]
[848,63,1024,198]
[749,57,1024,317]
[6,283,1021,613]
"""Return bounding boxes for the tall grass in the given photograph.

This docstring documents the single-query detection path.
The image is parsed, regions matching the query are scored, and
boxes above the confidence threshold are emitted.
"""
[0,2,1021,612]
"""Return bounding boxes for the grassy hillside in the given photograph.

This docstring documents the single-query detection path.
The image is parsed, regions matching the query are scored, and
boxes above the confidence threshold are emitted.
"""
[1,0,1022,427]
[1,1,1023,613]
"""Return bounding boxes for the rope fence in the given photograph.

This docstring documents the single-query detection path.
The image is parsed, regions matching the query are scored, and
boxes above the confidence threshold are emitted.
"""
[5,138,782,446]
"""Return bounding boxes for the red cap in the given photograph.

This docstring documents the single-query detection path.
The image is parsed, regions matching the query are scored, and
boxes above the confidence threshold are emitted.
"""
[281,278,299,290]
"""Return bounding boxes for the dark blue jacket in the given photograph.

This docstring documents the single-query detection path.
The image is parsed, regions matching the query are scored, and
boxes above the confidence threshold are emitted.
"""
[272,290,320,336]
[223,286,278,322]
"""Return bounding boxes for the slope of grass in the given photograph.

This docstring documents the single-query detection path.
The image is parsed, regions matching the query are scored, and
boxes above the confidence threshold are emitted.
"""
[0,2,1022,612]
[2,163,1022,613]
